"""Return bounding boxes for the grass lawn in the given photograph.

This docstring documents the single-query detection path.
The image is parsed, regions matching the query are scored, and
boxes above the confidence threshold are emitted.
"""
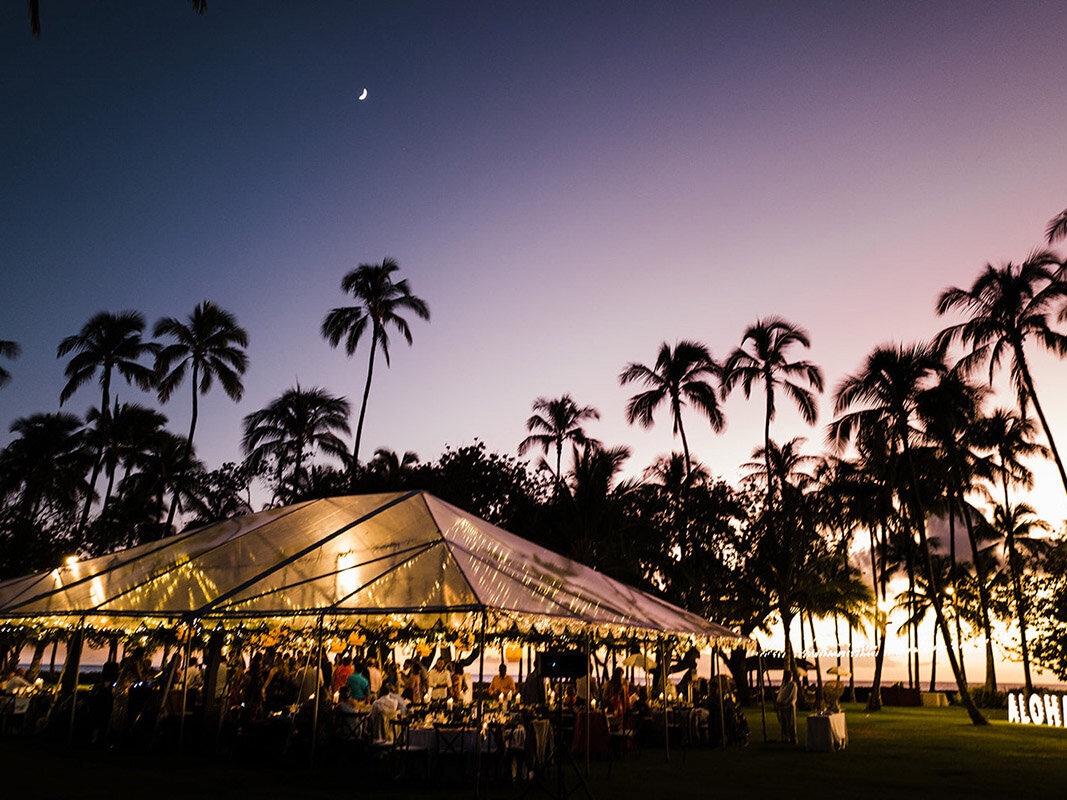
[3,704,1066,799]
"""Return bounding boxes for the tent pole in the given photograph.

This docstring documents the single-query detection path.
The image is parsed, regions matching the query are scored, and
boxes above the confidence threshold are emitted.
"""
[65,616,86,743]
[584,628,591,777]
[715,645,726,750]
[310,613,325,765]
[178,621,194,749]
[660,637,669,763]
[474,611,487,800]
[757,644,768,743]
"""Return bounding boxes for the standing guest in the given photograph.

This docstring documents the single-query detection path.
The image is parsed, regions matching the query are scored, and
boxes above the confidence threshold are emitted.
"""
[428,657,452,701]
[366,656,383,695]
[776,672,798,744]
[346,658,371,703]
[489,663,517,698]
[403,659,423,701]
[521,660,546,706]
[603,667,630,718]
[451,661,472,705]
[332,655,354,696]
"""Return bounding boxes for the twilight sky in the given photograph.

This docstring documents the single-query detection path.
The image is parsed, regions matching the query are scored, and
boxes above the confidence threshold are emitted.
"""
[3,0,1067,527]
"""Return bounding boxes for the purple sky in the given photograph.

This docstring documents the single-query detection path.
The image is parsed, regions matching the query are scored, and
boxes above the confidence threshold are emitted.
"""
[3,1,1067,525]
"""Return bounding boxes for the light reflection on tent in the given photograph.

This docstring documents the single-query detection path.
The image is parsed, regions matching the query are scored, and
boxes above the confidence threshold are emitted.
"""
[0,491,748,647]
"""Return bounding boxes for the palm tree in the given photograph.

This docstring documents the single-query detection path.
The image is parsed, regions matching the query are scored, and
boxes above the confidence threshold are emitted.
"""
[831,342,987,725]
[56,311,157,533]
[916,370,998,689]
[0,412,90,523]
[935,253,1067,496]
[723,317,823,508]
[369,447,420,484]
[0,340,19,387]
[990,502,1049,695]
[84,401,170,517]
[321,259,430,476]
[154,301,249,526]
[518,395,600,491]
[242,386,351,504]
[619,341,724,479]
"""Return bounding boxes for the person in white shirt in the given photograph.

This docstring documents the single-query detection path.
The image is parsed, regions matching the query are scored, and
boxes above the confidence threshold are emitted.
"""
[428,658,452,701]
[1,668,31,693]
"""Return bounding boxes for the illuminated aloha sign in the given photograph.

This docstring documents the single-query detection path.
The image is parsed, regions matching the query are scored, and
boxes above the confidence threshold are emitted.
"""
[1007,692,1067,727]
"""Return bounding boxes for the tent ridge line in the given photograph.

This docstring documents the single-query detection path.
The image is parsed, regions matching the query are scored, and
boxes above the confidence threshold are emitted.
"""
[211,540,438,611]
[420,494,486,609]
[78,501,317,616]
[2,501,314,615]
[325,540,454,613]
[191,490,420,618]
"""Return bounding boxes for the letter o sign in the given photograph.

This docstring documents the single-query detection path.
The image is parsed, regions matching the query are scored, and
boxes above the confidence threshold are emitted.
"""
[1030,693,1045,725]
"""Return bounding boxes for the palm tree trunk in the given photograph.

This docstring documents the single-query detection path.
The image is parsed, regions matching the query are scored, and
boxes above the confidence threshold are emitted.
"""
[929,622,937,692]
[866,632,886,711]
[166,363,200,529]
[809,613,823,700]
[781,605,796,678]
[1008,539,1033,695]
[947,495,966,684]
[1015,345,1067,497]
[901,442,987,725]
[351,339,378,482]
[847,625,856,703]
[674,403,692,481]
[959,497,996,691]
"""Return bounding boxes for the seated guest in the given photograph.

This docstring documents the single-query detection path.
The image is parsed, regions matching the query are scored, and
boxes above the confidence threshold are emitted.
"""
[1,668,31,693]
[371,682,410,715]
[489,663,517,698]
[336,686,363,738]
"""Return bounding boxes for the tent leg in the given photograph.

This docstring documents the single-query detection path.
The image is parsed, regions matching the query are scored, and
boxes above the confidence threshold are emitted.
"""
[757,644,768,743]
[178,623,193,750]
[65,617,86,743]
[714,646,725,749]
[659,638,669,763]
[584,630,591,777]
[474,612,487,800]
[310,614,325,766]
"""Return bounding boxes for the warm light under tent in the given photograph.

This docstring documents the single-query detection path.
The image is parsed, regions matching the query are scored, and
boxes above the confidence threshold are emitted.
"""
[0,491,747,646]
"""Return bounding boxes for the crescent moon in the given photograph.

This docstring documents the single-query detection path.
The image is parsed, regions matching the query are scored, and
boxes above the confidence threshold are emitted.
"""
[358,88,368,101]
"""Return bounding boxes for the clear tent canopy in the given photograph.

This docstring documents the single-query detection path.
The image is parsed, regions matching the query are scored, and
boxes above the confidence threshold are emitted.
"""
[0,491,747,649]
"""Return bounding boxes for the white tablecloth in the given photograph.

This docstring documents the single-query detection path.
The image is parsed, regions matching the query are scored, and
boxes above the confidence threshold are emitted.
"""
[806,712,847,752]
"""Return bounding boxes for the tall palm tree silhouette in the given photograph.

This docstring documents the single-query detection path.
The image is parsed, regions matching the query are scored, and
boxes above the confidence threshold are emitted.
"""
[518,395,600,492]
[936,253,1067,497]
[155,301,249,526]
[831,341,987,725]
[57,311,157,533]
[723,317,823,518]
[619,340,724,479]
[321,259,429,479]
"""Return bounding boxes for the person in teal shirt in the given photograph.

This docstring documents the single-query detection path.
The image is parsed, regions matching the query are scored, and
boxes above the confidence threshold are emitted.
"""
[347,659,371,702]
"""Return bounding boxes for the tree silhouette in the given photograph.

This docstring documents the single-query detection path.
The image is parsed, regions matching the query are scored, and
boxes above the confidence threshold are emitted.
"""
[56,311,157,534]
[619,340,724,479]
[518,395,600,492]
[0,340,19,388]
[936,253,1067,497]
[321,259,429,479]
[155,301,249,527]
